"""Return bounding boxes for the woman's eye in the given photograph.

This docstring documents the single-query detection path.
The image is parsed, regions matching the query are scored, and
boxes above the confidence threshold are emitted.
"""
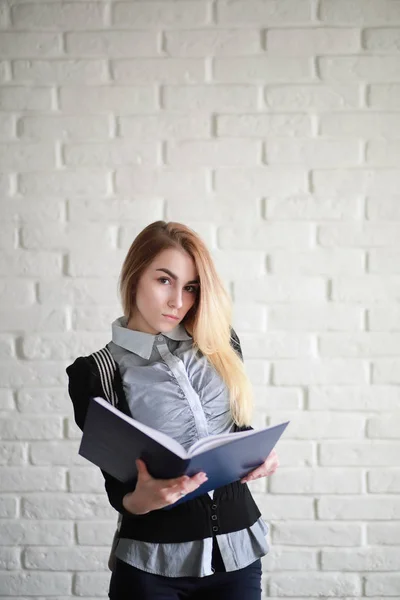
[185,286,198,294]
[158,277,170,285]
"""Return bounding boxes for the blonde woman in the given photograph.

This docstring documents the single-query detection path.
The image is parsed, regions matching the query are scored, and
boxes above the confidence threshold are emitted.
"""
[67,221,279,600]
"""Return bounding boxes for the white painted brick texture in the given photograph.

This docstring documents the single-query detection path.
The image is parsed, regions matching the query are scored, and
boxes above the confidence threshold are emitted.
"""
[0,1,399,598]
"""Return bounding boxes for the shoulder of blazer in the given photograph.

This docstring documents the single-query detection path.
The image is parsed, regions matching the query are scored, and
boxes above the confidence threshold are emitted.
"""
[66,345,118,407]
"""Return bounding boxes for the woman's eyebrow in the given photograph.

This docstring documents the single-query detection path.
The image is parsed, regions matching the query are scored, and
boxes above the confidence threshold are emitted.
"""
[155,268,199,285]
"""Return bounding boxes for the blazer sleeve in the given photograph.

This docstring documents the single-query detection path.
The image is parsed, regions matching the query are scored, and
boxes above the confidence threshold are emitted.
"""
[66,357,137,516]
[229,327,254,433]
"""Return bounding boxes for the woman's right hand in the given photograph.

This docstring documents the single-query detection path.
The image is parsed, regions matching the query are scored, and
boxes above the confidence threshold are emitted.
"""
[122,458,208,515]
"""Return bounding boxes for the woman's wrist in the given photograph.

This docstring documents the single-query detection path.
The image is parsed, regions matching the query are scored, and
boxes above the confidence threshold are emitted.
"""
[122,490,149,515]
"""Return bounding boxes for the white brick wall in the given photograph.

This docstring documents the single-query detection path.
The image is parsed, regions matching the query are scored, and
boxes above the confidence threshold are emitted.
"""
[0,0,399,597]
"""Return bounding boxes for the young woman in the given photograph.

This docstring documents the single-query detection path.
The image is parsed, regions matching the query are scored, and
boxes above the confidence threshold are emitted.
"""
[67,220,279,600]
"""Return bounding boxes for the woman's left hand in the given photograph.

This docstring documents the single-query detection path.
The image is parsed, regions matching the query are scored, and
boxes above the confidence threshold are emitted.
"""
[240,449,279,483]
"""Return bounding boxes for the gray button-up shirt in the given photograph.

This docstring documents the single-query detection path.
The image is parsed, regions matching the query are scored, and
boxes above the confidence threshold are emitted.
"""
[109,316,269,578]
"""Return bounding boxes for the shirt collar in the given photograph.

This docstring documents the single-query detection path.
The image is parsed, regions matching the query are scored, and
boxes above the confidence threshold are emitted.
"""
[111,316,192,360]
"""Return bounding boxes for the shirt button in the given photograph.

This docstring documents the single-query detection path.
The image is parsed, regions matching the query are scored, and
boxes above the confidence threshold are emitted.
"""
[211,504,217,510]
[157,335,163,342]
[212,526,219,532]
[211,514,217,521]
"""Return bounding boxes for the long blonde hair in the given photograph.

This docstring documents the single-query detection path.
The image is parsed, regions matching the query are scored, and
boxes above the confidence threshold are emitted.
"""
[119,221,253,426]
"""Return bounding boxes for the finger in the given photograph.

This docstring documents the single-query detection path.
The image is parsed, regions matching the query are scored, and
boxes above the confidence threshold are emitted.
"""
[136,458,150,479]
[169,472,208,496]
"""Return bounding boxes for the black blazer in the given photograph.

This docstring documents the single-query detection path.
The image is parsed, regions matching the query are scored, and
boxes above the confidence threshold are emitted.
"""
[66,328,260,543]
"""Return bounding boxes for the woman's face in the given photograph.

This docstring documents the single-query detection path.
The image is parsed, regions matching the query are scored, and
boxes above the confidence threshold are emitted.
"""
[128,247,200,334]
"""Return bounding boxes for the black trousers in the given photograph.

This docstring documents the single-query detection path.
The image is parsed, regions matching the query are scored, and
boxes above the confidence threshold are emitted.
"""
[108,543,262,600]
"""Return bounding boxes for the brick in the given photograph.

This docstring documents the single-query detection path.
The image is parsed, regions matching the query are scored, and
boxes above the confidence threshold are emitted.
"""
[60,86,156,113]
[267,304,362,331]
[373,360,400,383]
[368,469,400,493]
[0,362,66,387]
[0,572,71,596]
[0,198,64,222]
[319,496,400,520]
[119,114,210,139]
[0,519,73,545]
[241,333,311,359]
[265,138,360,167]
[115,167,207,196]
[167,139,260,167]
[0,86,51,111]
[74,572,110,596]
[71,307,124,331]
[274,359,368,385]
[0,416,62,440]
[309,386,400,411]
[333,276,400,303]
[369,307,400,330]
[319,333,400,357]
[30,441,85,466]
[271,468,362,494]
[21,223,114,250]
[321,113,400,138]
[0,142,54,170]
[0,280,34,307]
[217,0,312,24]
[0,548,20,570]
[364,27,400,52]
[11,2,105,30]
[66,417,83,440]
[77,521,116,545]
[0,251,62,277]
[0,443,25,466]
[210,250,264,280]
[22,332,108,360]
[1,467,65,491]
[320,442,400,466]
[272,522,362,546]
[69,467,104,492]
[0,224,16,252]
[0,497,17,518]
[112,58,205,83]
[220,223,311,250]
[368,84,400,108]
[252,386,303,411]
[264,548,317,572]
[269,411,364,439]
[38,279,119,305]
[0,114,14,139]
[313,169,400,196]
[0,336,14,359]
[253,493,314,519]
[22,494,114,520]
[0,390,14,411]
[278,441,314,467]
[69,198,163,223]
[366,140,400,167]
[319,0,400,25]
[12,59,108,84]
[163,85,258,112]
[168,195,259,223]
[0,32,62,57]
[213,57,313,83]
[319,56,400,81]
[265,84,361,110]
[270,573,361,597]
[368,523,400,545]
[165,29,261,56]
[215,168,307,195]
[267,28,360,55]
[269,250,364,276]
[18,115,110,140]
[24,546,108,570]
[112,2,209,28]
[0,307,67,332]
[370,250,400,273]
[366,574,400,597]
[244,359,270,385]
[217,114,312,137]
[66,31,158,57]
[17,389,67,413]
[322,548,400,571]
[67,248,124,277]
[64,139,157,168]
[18,170,109,197]
[235,276,326,303]
[0,173,9,194]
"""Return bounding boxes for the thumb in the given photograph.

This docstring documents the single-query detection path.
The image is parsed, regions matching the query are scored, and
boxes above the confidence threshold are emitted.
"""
[136,458,150,480]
